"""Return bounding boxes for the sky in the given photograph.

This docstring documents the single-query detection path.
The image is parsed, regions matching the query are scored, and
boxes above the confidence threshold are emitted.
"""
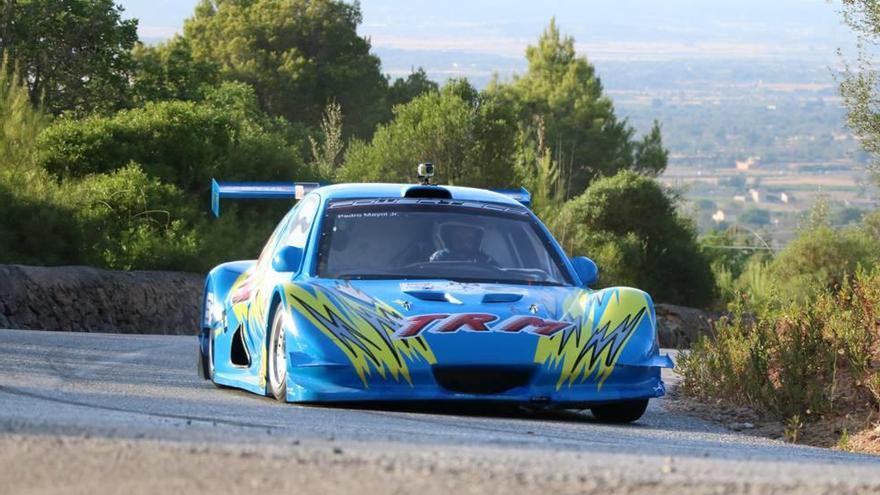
[118,0,859,83]
[121,0,855,56]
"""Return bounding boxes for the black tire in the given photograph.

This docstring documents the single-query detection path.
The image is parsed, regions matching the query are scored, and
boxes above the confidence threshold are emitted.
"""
[590,399,649,423]
[267,308,288,402]
[198,283,219,384]
[197,334,211,380]
[197,329,216,380]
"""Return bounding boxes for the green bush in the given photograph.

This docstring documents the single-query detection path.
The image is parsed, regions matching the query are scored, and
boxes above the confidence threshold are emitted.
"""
[738,207,771,226]
[863,209,880,240]
[1,68,303,271]
[551,170,716,307]
[769,223,878,303]
[679,269,880,422]
[61,164,198,270]
[0,181,83,265]
[699,229,776,307]
[0,56,81,265]
[37,83,309,193]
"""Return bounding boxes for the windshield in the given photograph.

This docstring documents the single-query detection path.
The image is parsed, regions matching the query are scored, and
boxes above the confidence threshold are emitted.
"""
[316,199,572,286]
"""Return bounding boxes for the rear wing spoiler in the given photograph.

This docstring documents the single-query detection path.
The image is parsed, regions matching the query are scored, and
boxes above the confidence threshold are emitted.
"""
[210,179,532,216]
[491,187,531,208]
[211,179,320,217]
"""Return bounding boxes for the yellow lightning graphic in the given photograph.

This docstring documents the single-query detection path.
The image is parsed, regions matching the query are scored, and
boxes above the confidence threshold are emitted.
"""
[284,283,436,387]
[534,288,651,390]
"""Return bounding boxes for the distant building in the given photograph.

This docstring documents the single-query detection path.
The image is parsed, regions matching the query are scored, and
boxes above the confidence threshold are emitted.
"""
[736,156,760,171]
[749,188,761,203]
[734,195,746,203]
[780,192,790,204]
[712,210,726,223]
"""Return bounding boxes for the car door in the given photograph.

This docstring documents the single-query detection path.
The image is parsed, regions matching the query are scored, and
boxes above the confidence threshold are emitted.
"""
[242,194,321,379]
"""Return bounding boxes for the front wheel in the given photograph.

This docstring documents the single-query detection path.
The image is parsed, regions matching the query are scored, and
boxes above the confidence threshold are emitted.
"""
[198,285,218,381]
[197,331,215,380]
[590,399,649,423]
[267,308,288,402]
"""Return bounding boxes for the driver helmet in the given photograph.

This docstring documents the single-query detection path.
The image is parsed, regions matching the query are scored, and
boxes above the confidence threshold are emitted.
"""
[437,220,485,255]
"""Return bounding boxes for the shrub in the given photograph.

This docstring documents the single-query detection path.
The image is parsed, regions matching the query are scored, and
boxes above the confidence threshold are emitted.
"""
[769,223,877,302]
[37,84,309,193]
[60,163,290,272]
[60,164,200,270]
[863,209,880,240]
[0,181,83,266]
[738,207,771,226]
[700,229,765,305]
[679,269,880,422]
[552,171,715,307]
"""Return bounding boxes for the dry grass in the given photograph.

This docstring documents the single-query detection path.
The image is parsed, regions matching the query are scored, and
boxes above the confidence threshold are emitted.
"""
[676,270,880,453]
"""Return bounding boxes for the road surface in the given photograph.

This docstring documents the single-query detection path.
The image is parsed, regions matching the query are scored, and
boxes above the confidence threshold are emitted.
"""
[0,329,878,495]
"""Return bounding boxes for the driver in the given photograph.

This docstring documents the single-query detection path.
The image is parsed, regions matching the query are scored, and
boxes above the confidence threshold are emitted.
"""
[430,221,496,264]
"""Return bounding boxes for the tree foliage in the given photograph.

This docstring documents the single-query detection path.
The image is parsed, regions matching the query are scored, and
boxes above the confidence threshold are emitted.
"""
[839,0,880,185]
[768,206,879,302]
[632,121,669,177]
[0,8,704,309]
[0,54,76,265]
[130,36,219,106]
[0,55,49,180]
[37,82,310,194]
[387,67,439,109]
[551,171,716,307]
[184,0,388,138]
[487,19,667,198]
[340,79,517,187]
[0,0,138,115]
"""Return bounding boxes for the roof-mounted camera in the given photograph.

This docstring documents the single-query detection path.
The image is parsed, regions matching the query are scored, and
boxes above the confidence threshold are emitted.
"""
[418,162,435,185]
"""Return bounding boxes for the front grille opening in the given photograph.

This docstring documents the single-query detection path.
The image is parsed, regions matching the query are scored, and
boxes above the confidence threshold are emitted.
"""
[432,365,535,395]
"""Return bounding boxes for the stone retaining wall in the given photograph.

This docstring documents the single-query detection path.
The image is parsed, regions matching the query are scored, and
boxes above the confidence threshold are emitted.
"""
[0,265,713,346]
[0,265,203,335]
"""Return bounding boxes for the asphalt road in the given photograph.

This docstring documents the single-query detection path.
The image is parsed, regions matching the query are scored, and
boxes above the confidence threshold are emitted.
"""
[1,328,879,495]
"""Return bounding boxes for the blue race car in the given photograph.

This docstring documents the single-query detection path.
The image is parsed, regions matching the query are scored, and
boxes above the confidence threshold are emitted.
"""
[198,168,673,422]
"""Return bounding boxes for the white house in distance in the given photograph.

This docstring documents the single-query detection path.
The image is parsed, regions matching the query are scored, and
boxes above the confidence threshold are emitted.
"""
[749,188,761,203]
[712,209,726,223]
[736,156,760,171]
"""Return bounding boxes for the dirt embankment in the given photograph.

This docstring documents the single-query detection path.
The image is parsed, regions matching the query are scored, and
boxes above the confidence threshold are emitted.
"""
[0,265,203,335]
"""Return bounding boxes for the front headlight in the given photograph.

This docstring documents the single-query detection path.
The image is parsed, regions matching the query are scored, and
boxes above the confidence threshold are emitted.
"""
[204,292,225,328]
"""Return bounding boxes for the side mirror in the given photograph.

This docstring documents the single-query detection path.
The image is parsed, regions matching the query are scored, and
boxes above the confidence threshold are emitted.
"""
[571,256,598,287]
[272,246,304,273]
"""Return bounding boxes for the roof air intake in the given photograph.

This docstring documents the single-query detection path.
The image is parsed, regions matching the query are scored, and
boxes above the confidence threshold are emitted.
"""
[403,186,452,200]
